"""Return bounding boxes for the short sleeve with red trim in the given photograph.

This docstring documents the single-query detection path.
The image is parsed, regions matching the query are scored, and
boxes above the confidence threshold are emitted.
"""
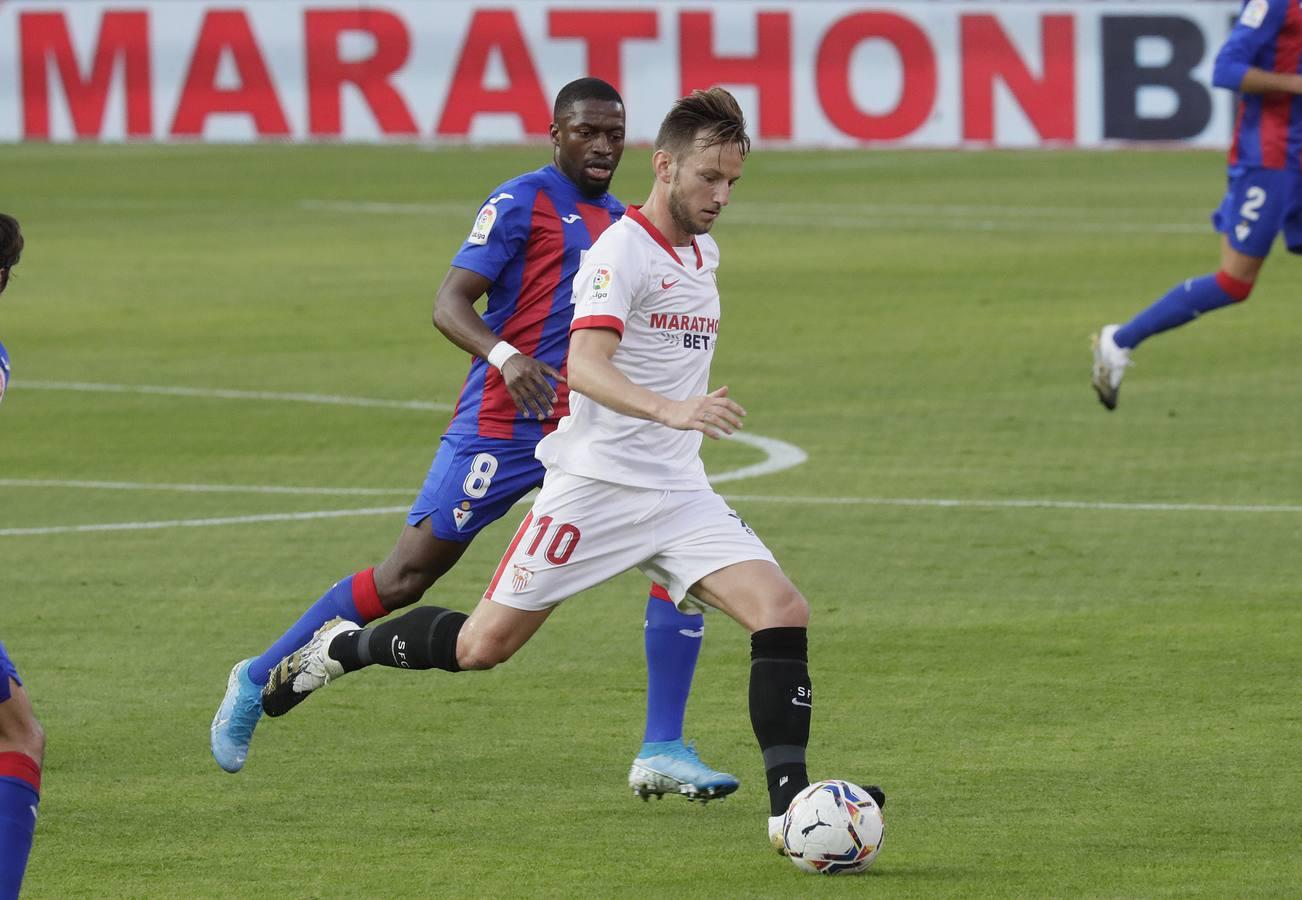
[570,252,635,338]
[450,184,534,283]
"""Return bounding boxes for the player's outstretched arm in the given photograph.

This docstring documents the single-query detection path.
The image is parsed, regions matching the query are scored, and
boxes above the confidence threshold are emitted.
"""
[568,328,745,439]
[433,266,563,420]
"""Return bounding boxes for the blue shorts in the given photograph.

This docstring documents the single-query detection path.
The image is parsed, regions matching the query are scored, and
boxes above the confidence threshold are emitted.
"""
[408,434,546,542]
[1211,166,1302,258]
[0,640,21,704]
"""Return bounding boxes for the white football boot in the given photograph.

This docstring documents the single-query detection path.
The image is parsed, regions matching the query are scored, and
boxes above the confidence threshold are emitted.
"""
[1091,324,1132,411]
[260,618,355,716]
[768,815,788,855]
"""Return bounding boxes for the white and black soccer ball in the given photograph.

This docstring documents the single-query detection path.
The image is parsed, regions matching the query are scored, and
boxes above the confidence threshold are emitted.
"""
[782,779,884,875]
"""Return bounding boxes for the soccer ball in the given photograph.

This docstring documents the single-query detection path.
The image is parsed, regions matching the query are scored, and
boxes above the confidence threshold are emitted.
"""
[782,779,884,875]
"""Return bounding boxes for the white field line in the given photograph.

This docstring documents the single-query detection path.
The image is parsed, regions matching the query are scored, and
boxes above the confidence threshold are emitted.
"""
[0,427,796,498]
[0,478,411,496]
[724,211,1207,235]
[4,493,1299,538]
[1,382,806,535]
[711,433,807,485]
[300,199,468,217]
[722,495,1302,514]
[10,381,800,483]
[20,380,454,411]
[302,199,1208,235]
[0,507,410,537]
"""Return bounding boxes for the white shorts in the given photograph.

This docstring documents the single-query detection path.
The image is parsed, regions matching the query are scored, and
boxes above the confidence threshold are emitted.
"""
[483,470,777,613]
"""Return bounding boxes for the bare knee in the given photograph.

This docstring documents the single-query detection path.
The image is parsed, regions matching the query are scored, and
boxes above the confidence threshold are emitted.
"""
[1219,239,1264,288]
[769,587,810,628]
[374,531,471,611]
[374,562,439,610]
[0,709,45,765]
[25,718,45,765]
[455,631,515,671]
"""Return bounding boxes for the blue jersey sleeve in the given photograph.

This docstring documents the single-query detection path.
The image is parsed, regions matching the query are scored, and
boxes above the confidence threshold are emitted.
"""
[0,339,9,404]
[1214,0,1288,90]
[450,184,534,284]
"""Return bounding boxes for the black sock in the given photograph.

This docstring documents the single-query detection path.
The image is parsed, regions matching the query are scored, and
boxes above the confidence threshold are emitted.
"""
[329,606,468,673]
[749,626,812,816]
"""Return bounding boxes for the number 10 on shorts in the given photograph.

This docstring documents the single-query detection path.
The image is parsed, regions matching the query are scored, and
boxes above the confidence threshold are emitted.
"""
[526,515,581,565]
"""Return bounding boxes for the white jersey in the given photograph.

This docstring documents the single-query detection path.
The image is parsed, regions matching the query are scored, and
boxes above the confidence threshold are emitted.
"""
[536,205,721,491]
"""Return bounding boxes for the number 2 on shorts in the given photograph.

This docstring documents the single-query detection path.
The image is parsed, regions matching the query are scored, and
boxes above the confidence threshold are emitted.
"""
[1240,186,1267,221]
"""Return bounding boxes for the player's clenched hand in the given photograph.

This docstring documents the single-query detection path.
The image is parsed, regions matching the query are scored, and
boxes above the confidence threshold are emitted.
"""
[662,386,746,439]
[500,354,565,420]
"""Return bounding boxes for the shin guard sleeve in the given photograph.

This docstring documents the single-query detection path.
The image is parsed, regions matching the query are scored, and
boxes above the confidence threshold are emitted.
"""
[749,627,812,816]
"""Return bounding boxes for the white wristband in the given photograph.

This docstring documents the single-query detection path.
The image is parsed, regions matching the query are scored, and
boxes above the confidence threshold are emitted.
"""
[487,340,520,371]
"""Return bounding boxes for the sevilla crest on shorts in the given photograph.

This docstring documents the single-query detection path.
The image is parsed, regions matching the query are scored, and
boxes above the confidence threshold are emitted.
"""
[511,565,534,593]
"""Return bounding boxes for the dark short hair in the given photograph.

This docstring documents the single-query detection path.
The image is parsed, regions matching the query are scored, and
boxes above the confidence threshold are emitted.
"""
[654,88,751,160]
[553,77,623,120]
[0,214,21,294]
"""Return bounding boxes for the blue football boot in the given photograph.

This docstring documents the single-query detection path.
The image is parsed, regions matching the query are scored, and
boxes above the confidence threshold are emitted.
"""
[210,658,263,773]
[629,739,739,802]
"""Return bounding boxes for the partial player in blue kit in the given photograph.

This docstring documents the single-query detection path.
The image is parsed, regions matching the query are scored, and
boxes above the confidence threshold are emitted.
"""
[0,214,14,409]
[212,78,736,801]
[0,215,44,900]
[0,337,9,406]
[1092,0,1302,409]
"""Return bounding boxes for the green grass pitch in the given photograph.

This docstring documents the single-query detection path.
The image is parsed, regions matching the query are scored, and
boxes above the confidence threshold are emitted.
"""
[2,144,1301,897]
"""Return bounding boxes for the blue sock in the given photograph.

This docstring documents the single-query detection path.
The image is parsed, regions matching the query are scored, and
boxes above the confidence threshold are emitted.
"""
[642,589,704,744]
[247,569,386,685]
[1114,273,1248,350]
[0,757,40,899]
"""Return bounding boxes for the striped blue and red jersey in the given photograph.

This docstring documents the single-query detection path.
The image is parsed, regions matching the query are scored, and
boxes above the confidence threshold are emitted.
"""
[1215,0,1302,170]
[444,165,623,442]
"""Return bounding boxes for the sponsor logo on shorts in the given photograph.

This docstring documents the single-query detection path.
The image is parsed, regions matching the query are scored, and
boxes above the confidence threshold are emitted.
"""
[728,511,755,535]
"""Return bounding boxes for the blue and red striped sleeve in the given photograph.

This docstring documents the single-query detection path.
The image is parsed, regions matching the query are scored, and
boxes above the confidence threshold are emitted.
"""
[1215,0,1290,90]
[451,185,533,283]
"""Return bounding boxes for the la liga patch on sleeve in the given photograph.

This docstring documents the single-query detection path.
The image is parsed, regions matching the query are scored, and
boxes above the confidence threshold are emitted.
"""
[468,204,497,245]
[1241,0,1268,28]
[590,265,614,303]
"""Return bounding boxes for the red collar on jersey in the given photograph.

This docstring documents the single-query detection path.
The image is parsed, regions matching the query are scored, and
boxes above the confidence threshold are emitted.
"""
[625,205,703,270]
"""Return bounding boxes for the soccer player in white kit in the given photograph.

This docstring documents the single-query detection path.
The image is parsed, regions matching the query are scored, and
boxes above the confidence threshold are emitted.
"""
[261,88,883,853]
